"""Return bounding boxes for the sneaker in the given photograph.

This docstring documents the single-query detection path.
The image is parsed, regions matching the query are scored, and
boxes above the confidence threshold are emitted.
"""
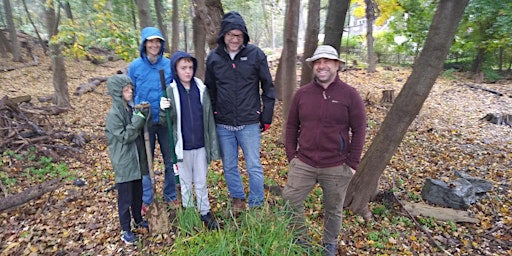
[120,230,137,245]
[200,212,219,230]
[134,220,149,230]
[323,243,337,256]
[141,204,147,216]
[231,198,246,216]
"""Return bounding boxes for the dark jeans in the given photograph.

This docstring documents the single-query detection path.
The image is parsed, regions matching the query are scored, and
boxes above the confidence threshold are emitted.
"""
[117,179,143,232]
[142,123,177,204]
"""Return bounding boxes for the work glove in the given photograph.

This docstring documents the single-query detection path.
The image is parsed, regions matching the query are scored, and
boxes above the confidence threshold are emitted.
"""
[260,123,271,132]
[160,97,171,110]
[132,110,146,130]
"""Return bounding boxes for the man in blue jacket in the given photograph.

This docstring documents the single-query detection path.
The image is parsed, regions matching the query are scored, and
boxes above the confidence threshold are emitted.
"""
[205,12,275,214]
[128,27,178,211]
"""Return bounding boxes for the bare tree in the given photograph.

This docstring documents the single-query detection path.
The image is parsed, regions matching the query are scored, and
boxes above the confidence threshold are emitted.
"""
[3,0,23,62]
[169,0,179,53]
[275,0,300,142]
[192,0,223,50]
[344,0,470,220]
[22,0,48,55]
[42,0,70,108]
[154,0,170,52]
[323,0,350,53]
[135,0,153,29]
[192,12,207,80]
[299,0,320,86]
[365,0,377,73]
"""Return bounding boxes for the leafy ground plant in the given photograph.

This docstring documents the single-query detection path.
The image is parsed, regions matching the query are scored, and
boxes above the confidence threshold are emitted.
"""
[165,205,321,255]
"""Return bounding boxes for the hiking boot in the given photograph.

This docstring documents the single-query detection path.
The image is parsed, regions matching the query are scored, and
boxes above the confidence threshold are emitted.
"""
[231,198,246,217]
[200,212,219,230]
[323,243,337,256]
[120,230,137,245]
[134,220,149,230]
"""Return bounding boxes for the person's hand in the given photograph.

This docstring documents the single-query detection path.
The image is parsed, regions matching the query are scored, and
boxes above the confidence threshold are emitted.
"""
[260,123,270,132]
[134,102,150,118]
[160,97,171,110]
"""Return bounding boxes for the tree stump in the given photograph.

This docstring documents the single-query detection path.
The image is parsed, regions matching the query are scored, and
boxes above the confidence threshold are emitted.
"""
[380,89,394,104]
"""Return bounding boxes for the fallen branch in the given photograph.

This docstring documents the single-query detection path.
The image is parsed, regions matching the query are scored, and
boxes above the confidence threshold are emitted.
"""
[74,76,108,96]
[401,201,479,223]
[0,178,62,212]
[391,193,453,255]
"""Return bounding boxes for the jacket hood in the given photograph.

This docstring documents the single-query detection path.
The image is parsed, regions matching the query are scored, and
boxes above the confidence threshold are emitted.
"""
[170,51,197,79]
[107,74,133,106]
[140,27,166,58]
[217,11,249,46]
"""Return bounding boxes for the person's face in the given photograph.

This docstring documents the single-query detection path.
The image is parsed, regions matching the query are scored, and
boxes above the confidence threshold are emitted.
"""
[224,29,244,53]
[312,58,340,85]
[145,38,162,58]
[122,85,133,102]
[176,58,194,84]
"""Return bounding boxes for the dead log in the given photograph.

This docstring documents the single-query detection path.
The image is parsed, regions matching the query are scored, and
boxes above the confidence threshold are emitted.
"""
[402,201,479,223]
[74,76,108,96]
[0,178,62,212]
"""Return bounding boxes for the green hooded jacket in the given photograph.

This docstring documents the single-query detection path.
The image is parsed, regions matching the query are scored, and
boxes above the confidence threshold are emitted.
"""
[105,74,149,183]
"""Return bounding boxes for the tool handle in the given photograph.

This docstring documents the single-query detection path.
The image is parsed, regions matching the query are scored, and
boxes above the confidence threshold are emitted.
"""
[159,69,178,164]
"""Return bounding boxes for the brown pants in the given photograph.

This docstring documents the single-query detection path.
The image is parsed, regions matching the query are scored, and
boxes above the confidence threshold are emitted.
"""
[282,158,353,244]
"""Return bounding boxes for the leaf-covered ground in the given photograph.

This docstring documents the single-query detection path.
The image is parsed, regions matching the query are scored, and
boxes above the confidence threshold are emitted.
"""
[1,48,511,255]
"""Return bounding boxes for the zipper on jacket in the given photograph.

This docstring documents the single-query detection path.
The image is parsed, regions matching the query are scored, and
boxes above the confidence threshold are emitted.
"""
[185,89,197,147]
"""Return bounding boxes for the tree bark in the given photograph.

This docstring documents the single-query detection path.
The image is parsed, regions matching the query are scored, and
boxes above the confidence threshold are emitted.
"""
[344,0,470,220]
[323,0,350,52]
[135,0,153,29]
[299,0,320,86]
[3,0,23,62]
[154,0,170,53]
[365,0,377,73]
[192,0,224,50]
[0,179,62,212]
[43,0,70,108]
[277,0,300,143]
[193,14,207,80]
[170,0,180,53]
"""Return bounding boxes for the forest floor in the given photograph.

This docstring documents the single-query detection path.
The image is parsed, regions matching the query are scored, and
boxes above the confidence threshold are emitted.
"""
[0,46,511,255]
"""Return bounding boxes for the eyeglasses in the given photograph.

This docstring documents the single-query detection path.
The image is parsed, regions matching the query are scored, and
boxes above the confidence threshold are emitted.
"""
[226,32,243,40]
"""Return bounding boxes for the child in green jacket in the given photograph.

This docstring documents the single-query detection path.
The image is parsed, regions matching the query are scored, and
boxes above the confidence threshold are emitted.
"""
[105,74,150,244]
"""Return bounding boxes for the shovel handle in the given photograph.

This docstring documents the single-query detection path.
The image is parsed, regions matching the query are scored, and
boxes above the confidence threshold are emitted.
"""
[159,69,178,164]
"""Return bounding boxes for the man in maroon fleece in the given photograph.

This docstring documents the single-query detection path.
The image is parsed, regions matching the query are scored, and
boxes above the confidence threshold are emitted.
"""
[282,45,367,256]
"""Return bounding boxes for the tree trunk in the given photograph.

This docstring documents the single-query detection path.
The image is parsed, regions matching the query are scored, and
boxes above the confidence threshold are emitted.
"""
[323,0,350,52]
[299,0,320,86]
[3,0,23,62]
[344,0,470,220]
[154,0,170,53]
[130,0,138,30]
[277,0,300,143]
[43,0,70,108]
[170,0,179,53]
[192,0,224,50]
[365,0,377,73]
[0,178,62,212]
[0,31,10,58]
[193,14,207,81]
[22,0,48,55]
[135,0,153,29]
